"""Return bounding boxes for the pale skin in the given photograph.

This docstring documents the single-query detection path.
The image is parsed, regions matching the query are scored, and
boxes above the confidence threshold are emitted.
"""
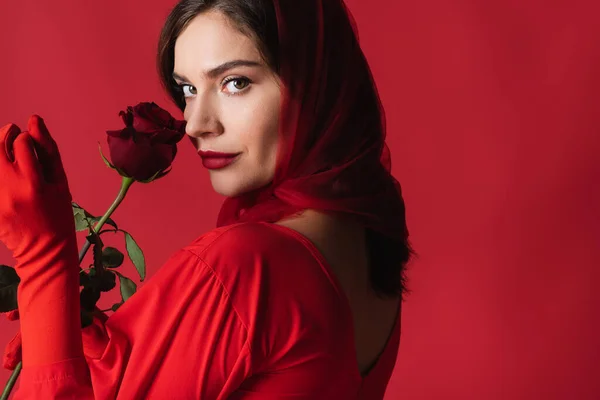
[174,10,400,376]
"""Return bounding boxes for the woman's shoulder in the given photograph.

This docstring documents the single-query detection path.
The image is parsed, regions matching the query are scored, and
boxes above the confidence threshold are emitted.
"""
[178,222,351,366]
[182,221,314,263]
[179,221,345,322]
[180,221,338,289]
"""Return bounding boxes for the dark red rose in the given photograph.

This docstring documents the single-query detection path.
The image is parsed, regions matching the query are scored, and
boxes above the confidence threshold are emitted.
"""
[105,102,186,181]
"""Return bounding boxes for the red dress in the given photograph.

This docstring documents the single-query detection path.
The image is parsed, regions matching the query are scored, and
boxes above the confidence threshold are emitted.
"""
[13,222,401,399]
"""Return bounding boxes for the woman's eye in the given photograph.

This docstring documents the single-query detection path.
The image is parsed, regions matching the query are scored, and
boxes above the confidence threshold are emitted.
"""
[223,77,251,95]
[181,84,197,98]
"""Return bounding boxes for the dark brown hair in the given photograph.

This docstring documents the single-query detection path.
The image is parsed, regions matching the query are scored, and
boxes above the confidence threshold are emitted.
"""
[157,0,278,112]
[156,0,412,300]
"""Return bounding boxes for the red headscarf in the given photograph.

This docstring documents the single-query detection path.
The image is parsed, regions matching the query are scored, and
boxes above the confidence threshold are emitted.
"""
[217,0,409,249]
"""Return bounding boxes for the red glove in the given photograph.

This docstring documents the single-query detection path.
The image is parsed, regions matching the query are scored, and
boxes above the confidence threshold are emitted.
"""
[2,310,21,370]
[0,116,84,367]
[3,307,110,371]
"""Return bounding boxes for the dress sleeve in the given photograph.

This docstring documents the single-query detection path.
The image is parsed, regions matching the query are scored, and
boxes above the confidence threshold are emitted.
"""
[12,357,94,399]
[11,247,253,399]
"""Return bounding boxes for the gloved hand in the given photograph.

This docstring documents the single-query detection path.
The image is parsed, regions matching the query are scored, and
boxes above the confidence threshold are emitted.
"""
[2,310,21,370]
[0,116,84,367]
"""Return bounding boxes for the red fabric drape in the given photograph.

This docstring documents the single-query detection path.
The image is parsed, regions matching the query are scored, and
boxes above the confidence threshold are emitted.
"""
[217,0,409,245]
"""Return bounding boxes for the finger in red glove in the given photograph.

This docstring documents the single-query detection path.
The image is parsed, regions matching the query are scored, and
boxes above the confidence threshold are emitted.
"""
[0,123,21,162]
[3,309,20,321]
[3,331,21,371]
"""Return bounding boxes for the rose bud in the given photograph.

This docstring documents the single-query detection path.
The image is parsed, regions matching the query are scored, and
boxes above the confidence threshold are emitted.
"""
[104,102,186,182]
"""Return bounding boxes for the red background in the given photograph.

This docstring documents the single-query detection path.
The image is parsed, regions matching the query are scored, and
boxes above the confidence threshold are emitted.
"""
[1,1,599,398]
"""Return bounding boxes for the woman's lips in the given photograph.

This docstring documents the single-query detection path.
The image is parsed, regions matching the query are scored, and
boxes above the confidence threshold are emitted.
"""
[197,150,241,170]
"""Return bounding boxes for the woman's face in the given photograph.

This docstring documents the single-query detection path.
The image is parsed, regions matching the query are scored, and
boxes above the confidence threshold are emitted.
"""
[174,10,281,197]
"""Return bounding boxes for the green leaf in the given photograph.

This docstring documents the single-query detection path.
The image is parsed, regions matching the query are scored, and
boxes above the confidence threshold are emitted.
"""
[73,206,94,232]
[0,286,18,313]
[136,167,172,184]
[79,270,91,287]
[0,265,19,285]
[80,286,101,312]
[111,302,123,312]
[72,203,119,233]
[98,142,117,171]
[88,216,118,231]
[80,309,93,328]
[74,213,91,232]
[98,270,117,292]
[99,142,133,178]
[72,203,95,217]
[122,230,146,281]
[114,271,137,302]
[102,247,124,268]
[72,203,104,233]
[115,166,131,179]
[72,202,92,217]
[0,265,19,313]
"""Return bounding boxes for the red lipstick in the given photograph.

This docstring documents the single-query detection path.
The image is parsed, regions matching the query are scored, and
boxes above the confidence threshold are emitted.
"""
[197,150,241,170]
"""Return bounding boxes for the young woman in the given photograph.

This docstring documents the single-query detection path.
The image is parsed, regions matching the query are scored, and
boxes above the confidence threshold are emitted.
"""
[0,0,412,398]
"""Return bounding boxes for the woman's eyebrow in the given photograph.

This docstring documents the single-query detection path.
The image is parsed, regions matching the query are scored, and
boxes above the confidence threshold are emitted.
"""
[173,59,262,82]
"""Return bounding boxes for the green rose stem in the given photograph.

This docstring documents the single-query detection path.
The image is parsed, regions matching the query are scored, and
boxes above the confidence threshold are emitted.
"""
[77,176,135,261]
[1,176,136,400]
[0,363,20,400]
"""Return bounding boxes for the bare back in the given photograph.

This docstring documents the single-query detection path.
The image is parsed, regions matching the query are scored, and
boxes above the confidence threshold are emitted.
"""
[276,210,401,376]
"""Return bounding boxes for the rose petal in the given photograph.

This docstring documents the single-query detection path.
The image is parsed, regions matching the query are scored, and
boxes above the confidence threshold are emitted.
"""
[106,102,184,181]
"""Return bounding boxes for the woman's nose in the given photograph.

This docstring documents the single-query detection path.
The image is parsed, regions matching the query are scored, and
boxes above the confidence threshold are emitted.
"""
[184,97,223,139]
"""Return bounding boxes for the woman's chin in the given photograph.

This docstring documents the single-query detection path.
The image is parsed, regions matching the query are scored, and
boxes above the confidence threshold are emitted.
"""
[211,184,239,197]
[210,177,246,198]
[210,177,273,198]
